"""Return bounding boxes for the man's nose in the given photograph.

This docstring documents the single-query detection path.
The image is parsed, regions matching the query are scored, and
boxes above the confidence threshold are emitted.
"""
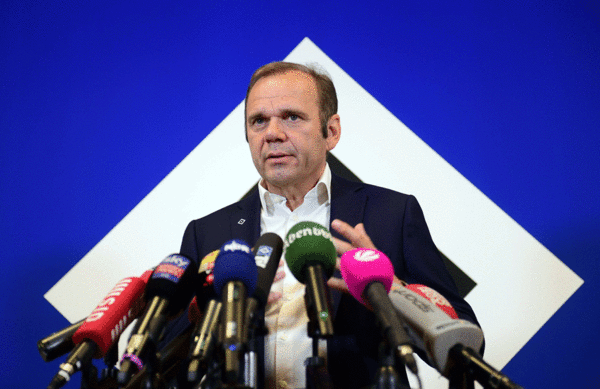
[265,119,286,141]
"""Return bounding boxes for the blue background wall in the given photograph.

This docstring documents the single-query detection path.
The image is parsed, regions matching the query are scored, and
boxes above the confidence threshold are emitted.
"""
[1,1,598,387]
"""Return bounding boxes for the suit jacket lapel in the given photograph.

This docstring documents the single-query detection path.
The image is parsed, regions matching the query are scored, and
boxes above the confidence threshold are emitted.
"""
[230,185,262,246]
[330,174,366,238]
[329,174,367,318]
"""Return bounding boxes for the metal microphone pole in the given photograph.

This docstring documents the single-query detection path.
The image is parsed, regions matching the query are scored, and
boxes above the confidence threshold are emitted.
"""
[304,264,334,389]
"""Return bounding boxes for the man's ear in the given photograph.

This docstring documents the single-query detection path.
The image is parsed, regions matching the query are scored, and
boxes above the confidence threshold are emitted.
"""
[326,114,341,151]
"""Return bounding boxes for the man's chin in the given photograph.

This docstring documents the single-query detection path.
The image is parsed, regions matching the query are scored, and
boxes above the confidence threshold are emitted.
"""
[265,175,294,188]
[263,169,298,188]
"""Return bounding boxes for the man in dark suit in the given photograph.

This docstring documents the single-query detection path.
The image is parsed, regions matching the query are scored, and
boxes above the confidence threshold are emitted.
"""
[176,61,481,388]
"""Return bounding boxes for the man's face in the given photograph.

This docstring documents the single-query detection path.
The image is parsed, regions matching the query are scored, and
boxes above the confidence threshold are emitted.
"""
[246,71,339,191]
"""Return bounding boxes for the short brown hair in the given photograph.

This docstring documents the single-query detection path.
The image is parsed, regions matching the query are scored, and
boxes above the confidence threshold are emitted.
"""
[244,61,338,140]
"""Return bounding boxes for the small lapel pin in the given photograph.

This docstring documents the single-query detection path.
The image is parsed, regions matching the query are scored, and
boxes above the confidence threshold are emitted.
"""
[238,219,246,225]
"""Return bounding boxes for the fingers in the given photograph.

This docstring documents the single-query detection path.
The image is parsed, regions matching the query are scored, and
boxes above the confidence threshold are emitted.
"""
[273,260,286,283]
[393,274,407,286]
[267,291,282,305]
[329,219,379,298]
[327,277,349,295]
[331,219,377,258]
[332,236,354,257]
[331,219,376,250]
[273,270,285,284]
[267,260,286,305]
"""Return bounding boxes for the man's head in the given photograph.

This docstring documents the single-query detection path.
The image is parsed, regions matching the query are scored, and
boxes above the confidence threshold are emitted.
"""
[245,62,341,195]
[245,62,338,140]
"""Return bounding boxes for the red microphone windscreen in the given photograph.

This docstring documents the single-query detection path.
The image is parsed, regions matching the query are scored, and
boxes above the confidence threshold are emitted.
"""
[405,284,459,319]
[72,276,148,356]
[139,269,153,283]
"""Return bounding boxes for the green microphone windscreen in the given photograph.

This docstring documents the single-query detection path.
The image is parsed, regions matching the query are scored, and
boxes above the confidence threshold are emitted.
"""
[284,221,337,283]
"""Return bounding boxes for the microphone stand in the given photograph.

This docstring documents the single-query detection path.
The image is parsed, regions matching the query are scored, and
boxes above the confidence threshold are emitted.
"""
[372,342,410,389]
[445,345,486,389]
[199,307,252,389]
[119,325,194,389]
[193,358,222,389]
[89,344,120,389]
[447,365,475,389]
[304,265,334,389]
[243,301,267,389]
[446,345,523,389]
[305,337,334,389]
[79,360,99,389]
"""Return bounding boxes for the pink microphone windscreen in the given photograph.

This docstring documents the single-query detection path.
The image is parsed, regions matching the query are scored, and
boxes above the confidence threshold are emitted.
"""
[340,248,394,305]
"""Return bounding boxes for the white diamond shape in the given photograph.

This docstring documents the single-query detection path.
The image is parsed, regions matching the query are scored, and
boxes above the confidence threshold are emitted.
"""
[45,38,583,388]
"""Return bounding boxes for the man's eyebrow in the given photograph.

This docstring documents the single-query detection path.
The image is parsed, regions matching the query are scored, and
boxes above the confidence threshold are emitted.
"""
[247,112,266,123]
[280,108,306,118]
[247,108,306,123]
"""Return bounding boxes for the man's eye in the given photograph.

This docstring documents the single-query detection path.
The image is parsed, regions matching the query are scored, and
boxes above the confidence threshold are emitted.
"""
[288,115,299,121]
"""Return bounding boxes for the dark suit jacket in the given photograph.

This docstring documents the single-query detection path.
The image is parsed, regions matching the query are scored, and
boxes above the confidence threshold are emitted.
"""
[170,174,481,388]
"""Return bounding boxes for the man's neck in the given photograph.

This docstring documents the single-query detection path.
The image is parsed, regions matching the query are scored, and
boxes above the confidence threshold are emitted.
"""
[263,179,318,211]
[261,165,327,211]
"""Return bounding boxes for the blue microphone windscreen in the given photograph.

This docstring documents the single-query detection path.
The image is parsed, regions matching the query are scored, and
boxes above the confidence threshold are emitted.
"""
[213,240,258,295]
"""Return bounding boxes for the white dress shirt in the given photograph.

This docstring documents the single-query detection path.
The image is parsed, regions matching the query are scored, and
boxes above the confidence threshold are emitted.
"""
[258,164,332,389]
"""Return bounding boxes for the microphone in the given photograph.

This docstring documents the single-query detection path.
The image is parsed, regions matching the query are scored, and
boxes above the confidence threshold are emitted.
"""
[187,249,223,383]
[212,239,258,384]
[196,248,220,310]
[122,248,219,388]
[245,232,284,388]
[47,270,151,389]
[246,232,284,327]
[284,221,336,338]
[389,284,522,389]
[387,284,482,375]
[38,319,85,362]
[187,248,220,324]
[118,254,198,386]
[187,299,222,383]
[448,346,523,389]
[340,248,418,374]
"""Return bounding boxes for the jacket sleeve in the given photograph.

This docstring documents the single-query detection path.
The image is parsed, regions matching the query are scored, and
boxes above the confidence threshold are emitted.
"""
[180,220,200,264]
[399,195,484,353]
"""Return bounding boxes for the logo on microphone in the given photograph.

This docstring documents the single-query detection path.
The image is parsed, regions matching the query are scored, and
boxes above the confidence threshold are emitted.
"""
[353,249,380,262]
[223,240,251,254]
[200,250,219,287]
[153,254,191,283]
[86,277,134,322]
[284,225,332,248]
[255,245,273,268]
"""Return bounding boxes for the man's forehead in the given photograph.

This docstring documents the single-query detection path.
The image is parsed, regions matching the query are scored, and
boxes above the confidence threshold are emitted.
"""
[250,71,317,98]
[257,69,315,87]
[247,71,319,112]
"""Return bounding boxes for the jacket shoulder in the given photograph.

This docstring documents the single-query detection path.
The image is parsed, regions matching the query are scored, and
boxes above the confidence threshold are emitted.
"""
[333,174,412,204]
[188,185,259,225]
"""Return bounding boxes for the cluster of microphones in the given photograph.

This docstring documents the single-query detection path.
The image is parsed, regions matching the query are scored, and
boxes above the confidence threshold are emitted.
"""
[38,221,523,389]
